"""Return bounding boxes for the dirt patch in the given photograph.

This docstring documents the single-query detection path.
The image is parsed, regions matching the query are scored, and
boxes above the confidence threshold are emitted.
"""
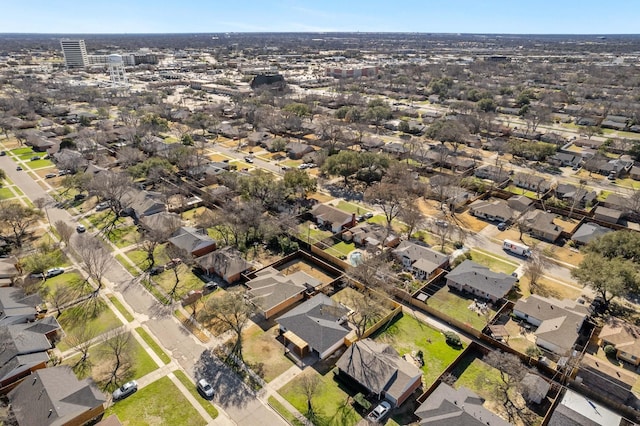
[417,198,443,217]
[208,153,232,162]
[454,211,489,232]
[278,258,338,284]
[309,191,335,203]
[542,244,584,267]
[518,275,582,300]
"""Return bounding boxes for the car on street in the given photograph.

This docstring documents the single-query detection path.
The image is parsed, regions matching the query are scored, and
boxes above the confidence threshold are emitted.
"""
[366,401,391,423]
[45,173,57,179]
[31,156,40,161]
[45,267,64,278]
[58,170,71,176]
[149,265,164,275]
[0,151,6,156]
[76,225,86,233]
[281,165,290,171]
[15,166,22,171]
[95,201,111,211]
[197,378,214,399]
[244,156,254,163]
[363,212,374,219]
[434,219,449,228]
[112,381,138,401]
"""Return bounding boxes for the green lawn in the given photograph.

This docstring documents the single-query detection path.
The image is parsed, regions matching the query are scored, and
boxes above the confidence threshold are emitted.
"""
[63,332,158,389]
[505,185,539,199]
[135,327,171,365]
[279,369,362,426]
[126,245,171,271]
[469,249,518,274]
[426,286,496,330]
[57,300,123,352]
[335,200,370,215]
[324,241,355,259]
[372,314,463,387]
[268,396,305,426]
[27,159,54,169]
[10,147,34,155]
[296,221,333,244]
[0,187,16,200]
[242,324,293,383]
[453,356,502,401]
[614,178,640,190]
[173,370,219,419]
[43,271,91,300]
[153,264,204,300]
[106,225,140,249]
[105,376,207,426]
[85,210,118,230]
[109,296,135,322]
[116,254,140,277]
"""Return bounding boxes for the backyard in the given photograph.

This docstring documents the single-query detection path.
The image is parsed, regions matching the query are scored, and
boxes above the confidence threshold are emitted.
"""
[279,257,338,284]
[425,285,496,330]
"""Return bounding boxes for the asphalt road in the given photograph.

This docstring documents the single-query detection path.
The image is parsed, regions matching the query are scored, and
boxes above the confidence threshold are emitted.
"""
[0,155,285,426]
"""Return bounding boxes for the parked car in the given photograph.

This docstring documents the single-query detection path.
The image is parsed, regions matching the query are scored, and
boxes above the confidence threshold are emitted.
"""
[366,401,391,423]
[197,378,214,399]
[45,173,57,179]
[363,212,374,219]
[0,151,6,156]
[74,193,86,201]
[31,156,40,161]
[58,170,71,176]
[112,381,138,401]
[204,282,218,292]
[434,219,449,228]
[45,267,64,278]
[497,222,507,231]
[95,201,111,211]
[244,156,254,163]
[165,258,182,269]
[76,224,86,233]
[15,166,22,171]
[149,265,164,275]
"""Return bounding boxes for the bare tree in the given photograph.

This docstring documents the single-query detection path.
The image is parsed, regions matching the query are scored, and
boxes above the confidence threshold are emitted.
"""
[73,234,113,295]
[49,283,74,318]
[399,198,425,240]
[54,220,74,246]
[102,330,132,390]
[68,325,97,376]
[483,351,527,424]
[432,217,453,252]
[139,216,181,270]
[298,373,322,419]
[163,245,192,301]
[364,182,408,235]
[523,250,547,293]
[347,287,387,339]
[201,291,255,362]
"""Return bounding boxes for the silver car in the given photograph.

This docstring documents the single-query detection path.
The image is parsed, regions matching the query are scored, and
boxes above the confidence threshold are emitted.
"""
[197,378,214,399]
[112,380,138,401]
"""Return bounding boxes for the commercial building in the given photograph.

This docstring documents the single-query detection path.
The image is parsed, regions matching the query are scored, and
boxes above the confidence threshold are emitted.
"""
[60,39,88,69]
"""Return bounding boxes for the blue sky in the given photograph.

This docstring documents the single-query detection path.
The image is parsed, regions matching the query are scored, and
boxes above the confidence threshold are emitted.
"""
[2,0,638,34]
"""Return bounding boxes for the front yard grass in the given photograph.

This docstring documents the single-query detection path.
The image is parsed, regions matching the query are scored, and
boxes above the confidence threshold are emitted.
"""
[116,254,140,277]
[105,376,207,426]
[242,324,292,383]
[0,187,16,200]
[27,159,54,169]
[109,296,134,322]
[173,370,219,419]
[279,369,362,426]
[63,332,158,389]
[106,224,139,249]
[153,264,204,300]
[135,327,171,364]
[469,248,518,274]
[268,396,305,426]
[42,271,90,299]
[426,286,496,330]
[372,314,464,387]
[56,299,123,352]
[335,200,370,215]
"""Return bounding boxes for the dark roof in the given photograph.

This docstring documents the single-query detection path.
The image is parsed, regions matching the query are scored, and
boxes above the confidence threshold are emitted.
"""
[276,294,350,355]
[8,366,106,426]
[310,204,353,227]
[250,73,285,89]
[393,241,449,275]
[0,288,41,321]
[336,338,421,401]
[285,142,313,155]
[571,222,612,245]
[168,227,216,254]
[446,260,516,300]
[415,382,510,426]
[195,247,252,278]
[247,267,320,312]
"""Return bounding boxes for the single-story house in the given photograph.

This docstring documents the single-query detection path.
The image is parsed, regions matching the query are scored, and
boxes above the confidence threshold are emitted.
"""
[138,212,183,235]
[601,193,630,214]
[629,166,640,181]
[310,204,356,234]
[555,184,596,208]
[474,165,510,183]
[507,195,533,213]
[393,240,449,280]
[121,189,166,221]
[285,142,314,159]
[593,206,622,224]
[360,136,385,151]
[468,199,514,223]
[577,353,636,409]
[548,152,582,168]
[194,247,253,284]
[513,295,588,355]
[0,256,19,287]
[414,382,511,426]
[0,317,61,391]
[512,172,552,194]
[445,260,517,303]
[344,222,400,249]
[246,267,321,319]
[336,339,422,407]
[598,317,640,366]
[277,294,350,360]
[0,288,43,326]
[8,366,106,426]
[168,226,217,257]
[571,222,612,245]
[519,210,563,242]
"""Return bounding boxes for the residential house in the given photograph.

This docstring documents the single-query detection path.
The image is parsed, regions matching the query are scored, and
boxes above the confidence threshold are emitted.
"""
[601,193,631,214]
[8,366,106,426]
[593,206,622,224]
[414,382,511,426]
[598,317,640,366]
[629,166,640,181]
[468,199,514,223]
[513,295,588,355]
[393,241,449,280]
[540,133,566,146]
[138,212,182,235]
[343,222,400,249]
[578,353,637,409]
[519,210,562,242]
[507,195,534,213]
[594,159,633,177]
[571,222,612,245]
[512,172,552,194]
[474,165,510,183]
[246,131,272,147]
[0,288,43,326]
[548,152,582,168]
[0,317,61,392]
[310,204,356,234]
[285,142,314,160]
[246,267,321,319]
[336,339,422,407]
[576,117,599,127]
[360,136,384,151]
[121,189,166,221]
[168,227,217,257]
[194,247,253,284]
[382,142,409,158]
[573,138,604,150]
[426,179,472,210]
[277,294,350,360]
[445,260,517,302]
[555,184,597,208]
[0,256,19,287]
[548,388,624,426]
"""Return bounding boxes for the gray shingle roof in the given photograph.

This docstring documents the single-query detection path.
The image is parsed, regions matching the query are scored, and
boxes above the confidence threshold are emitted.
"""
[446,260,516,300]
[393,241,449,275]
[571,223,611,245]
[247,267,320,312]
[168,226,216,254]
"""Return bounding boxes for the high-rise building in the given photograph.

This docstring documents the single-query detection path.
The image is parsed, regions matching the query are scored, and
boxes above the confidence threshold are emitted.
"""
[60,39,88,69]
